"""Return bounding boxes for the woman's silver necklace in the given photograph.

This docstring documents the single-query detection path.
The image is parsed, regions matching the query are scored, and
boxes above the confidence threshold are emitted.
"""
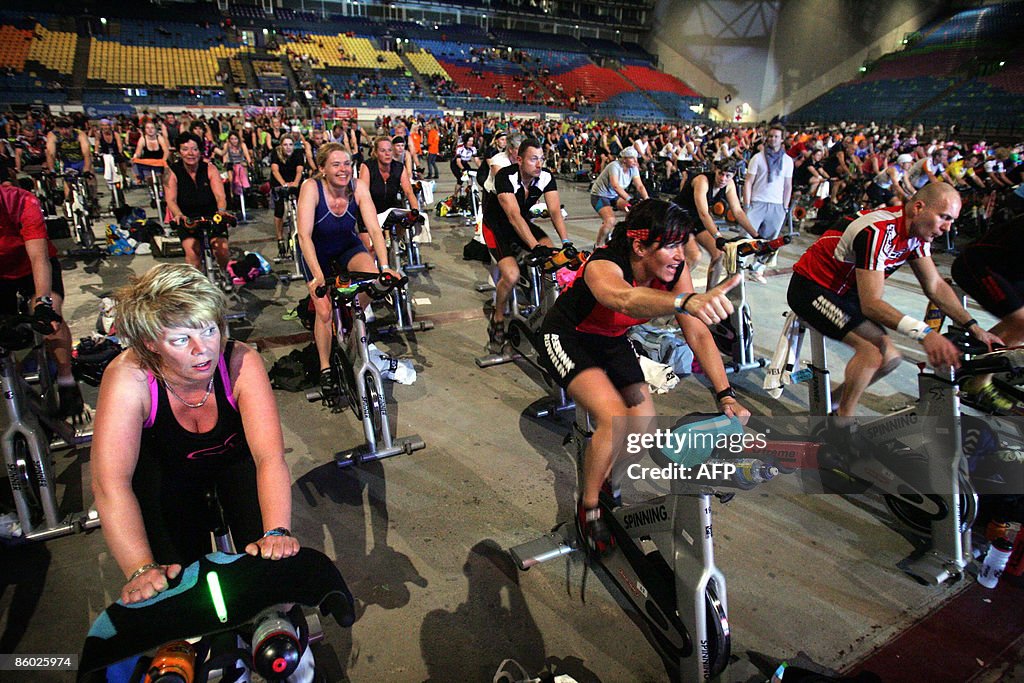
[165,376,215,409]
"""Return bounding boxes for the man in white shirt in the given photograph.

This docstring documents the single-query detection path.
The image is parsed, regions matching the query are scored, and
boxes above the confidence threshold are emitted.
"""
[743,124,794,240]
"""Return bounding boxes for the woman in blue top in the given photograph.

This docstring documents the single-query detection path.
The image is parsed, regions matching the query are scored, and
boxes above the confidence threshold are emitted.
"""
[296,143,391,392]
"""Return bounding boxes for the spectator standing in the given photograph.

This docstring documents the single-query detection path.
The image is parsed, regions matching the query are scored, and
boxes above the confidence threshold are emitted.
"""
[743,124,793,240]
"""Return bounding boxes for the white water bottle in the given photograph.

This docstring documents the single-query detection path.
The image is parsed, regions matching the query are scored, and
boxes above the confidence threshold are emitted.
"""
[978,537,1014,589]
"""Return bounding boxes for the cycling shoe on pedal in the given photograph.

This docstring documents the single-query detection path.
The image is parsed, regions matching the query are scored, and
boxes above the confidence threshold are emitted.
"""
[962,382,1016,414]
[57,382,85,420]
[319,369,339,407]
[487,318,506,353]
[577,501,615,557]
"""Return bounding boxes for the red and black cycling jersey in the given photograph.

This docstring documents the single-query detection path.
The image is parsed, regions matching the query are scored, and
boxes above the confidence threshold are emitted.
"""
[793,206,929,296]
[541,246,681,338]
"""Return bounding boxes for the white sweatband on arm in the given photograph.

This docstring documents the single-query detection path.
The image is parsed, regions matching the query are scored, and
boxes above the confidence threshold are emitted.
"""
[897,315,932,341]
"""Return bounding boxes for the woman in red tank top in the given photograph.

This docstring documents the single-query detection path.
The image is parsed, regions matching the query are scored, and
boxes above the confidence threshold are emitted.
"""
[537,199,751,556]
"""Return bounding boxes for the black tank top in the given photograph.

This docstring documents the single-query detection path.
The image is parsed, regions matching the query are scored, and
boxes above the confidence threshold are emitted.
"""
[171,159,218,217]
[140,136,164,160]
[97,131,119,155]
[367,159,404,211]
[673,172,727,215]
[139,341,251,477]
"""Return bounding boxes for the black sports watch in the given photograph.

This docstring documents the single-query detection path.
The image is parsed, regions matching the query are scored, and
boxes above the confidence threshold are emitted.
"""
[715,387,737,402]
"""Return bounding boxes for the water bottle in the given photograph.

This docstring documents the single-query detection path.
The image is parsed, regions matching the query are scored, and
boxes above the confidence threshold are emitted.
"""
[978,537,1014,589]
[732,459,779,490]
[145,640,196,683]
[251,609,301,679]
[924,300,944,333]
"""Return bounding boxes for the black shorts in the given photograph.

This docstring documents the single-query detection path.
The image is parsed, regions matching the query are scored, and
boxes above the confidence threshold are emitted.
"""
[537,329,645,390]
[0,257,66,315]
[482,220,547,263]
[787,273,868,340]
[952,251,1024,319]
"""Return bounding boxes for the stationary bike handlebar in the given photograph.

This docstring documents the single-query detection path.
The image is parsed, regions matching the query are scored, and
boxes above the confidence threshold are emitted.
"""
[175,211,238,231]
[272,185,300,200]
[945,330,1023,379]
[0,299,61,353]
[715,234,791,255]
[522,243,586,272]
[378,207,425,232]
[47,169,94,182]
[314,270,409,302]
[77,549,355,682]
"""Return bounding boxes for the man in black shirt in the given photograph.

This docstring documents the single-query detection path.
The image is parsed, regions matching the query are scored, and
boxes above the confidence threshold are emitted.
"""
[481,138,570,349]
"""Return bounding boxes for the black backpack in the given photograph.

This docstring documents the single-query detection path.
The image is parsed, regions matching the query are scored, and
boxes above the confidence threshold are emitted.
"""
[268,344,319,392]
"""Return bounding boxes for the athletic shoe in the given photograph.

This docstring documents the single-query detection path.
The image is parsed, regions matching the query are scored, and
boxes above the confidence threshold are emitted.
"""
[963,383,1016,414]
[487,317,506,353]
[278,240,288,258]
[319,369,338,407]
[576,500,615,557]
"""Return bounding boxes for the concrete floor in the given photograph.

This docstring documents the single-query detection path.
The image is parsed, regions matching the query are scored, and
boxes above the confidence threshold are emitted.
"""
[0,166,1019,683]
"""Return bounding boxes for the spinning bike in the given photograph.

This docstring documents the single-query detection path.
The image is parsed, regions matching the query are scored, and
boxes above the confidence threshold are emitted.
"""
[376,207,435,334]
[475,243,586,419]
[78,548,354,683]
[135,158,167,225]
[100,153,127,214]
[384,202,432,274]
[273,185,304,283]
[228,162,252,223]
[765,323,1024,585]
[706,235,790,374]
[306,271,426,468]
[59,169,98,249]
[1,304,99,542]
[510,410,780,682]
[176,213,238,293]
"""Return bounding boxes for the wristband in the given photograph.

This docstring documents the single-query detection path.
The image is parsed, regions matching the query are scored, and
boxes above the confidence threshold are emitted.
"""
[674,292,697,315]
[128,562,162,583]
[715,387,737,402]
[263,527,292,538]
[897,315,932,341]
[962,318,978,329]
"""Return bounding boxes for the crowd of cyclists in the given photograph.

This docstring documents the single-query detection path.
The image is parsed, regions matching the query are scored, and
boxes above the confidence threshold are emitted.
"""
[2,102,1024,632]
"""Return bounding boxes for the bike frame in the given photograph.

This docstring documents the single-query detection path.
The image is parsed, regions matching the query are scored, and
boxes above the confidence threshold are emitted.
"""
[799,323,976,585]
[1,343,97,541]
[62,171,95,248]
[509,406,732,682]
[310,278,426,468]
[377,208,435,335]
[276,189,304,282]
[475,248,576,418]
